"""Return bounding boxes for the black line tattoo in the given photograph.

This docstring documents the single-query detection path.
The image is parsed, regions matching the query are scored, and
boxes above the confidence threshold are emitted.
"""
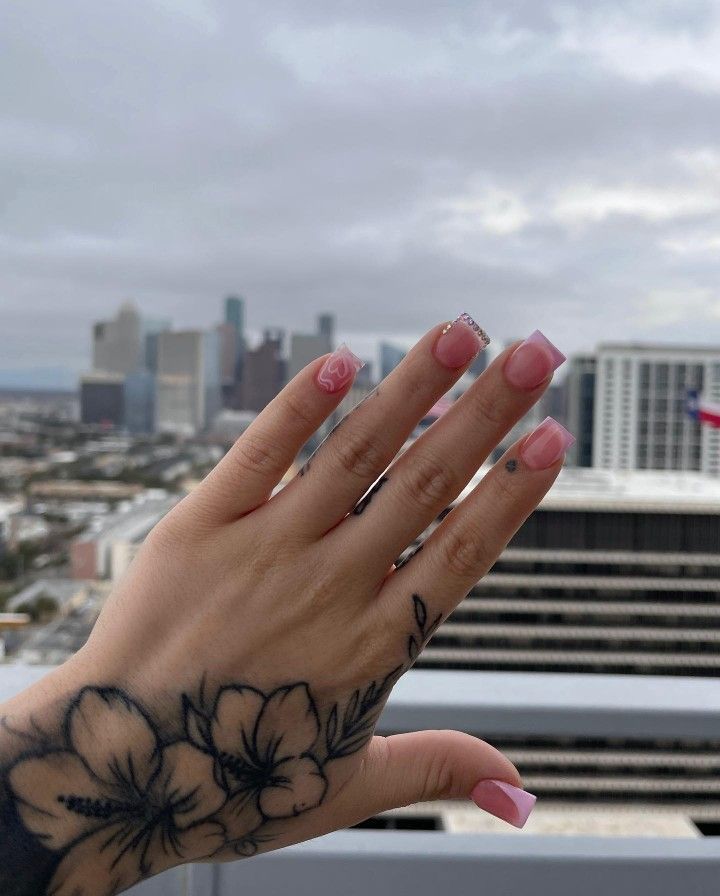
[407,593,443,662]
[505,458,518,473]
[352,475,389,515]
[395,542,424,570]
[0,591,442,894]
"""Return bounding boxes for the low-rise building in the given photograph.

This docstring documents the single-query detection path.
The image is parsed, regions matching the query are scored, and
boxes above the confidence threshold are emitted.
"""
[70,494,178,580]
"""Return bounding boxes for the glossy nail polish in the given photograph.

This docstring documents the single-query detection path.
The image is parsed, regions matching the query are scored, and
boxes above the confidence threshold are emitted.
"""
[316,344,364,394]
[504,330,566,390]
[470,779,537,829]
[433,313,490,369]
[520,416,575,470]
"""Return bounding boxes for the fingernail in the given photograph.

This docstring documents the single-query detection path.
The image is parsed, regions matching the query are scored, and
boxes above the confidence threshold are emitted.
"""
[316,344,364,394]
[470,779,537,829]
[433,313,490,369]
[520,416,575,470]
[504,330,566,390]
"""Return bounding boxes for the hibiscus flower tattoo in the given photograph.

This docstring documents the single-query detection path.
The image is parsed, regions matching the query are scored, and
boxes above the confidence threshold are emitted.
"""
[0,593,437,894]
[182,684,329,854]
[7,688,226,896]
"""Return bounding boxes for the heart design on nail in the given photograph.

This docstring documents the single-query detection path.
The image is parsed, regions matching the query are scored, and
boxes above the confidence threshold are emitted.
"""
[318,346,363,393]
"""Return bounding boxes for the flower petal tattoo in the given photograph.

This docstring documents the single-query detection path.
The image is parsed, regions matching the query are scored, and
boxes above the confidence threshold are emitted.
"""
[0,593,444,895]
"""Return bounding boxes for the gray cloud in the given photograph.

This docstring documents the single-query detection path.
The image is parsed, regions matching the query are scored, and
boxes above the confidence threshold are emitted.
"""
[2,0,720,378]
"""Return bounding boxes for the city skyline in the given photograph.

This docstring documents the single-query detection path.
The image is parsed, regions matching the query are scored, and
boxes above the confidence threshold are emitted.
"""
[4,1,720,382]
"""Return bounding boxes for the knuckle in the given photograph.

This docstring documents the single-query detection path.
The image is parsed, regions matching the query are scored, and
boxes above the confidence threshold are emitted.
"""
[467,386,506,429]
[231,433,287,480]
[279,392,317,431]
[400,455,455,512]
[440,524,493,581]
[332,427,387,481]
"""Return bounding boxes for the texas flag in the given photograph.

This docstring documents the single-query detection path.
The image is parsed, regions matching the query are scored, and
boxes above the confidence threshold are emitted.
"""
[686,390,720,428]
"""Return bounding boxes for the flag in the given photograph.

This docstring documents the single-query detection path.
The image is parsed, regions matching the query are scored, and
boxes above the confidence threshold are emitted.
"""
[686,389,720,428]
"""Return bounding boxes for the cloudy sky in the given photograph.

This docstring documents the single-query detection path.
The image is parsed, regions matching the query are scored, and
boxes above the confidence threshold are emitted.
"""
[2,0,720,385]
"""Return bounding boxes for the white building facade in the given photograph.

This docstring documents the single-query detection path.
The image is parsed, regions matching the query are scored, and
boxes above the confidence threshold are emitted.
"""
[155,330,220,434]
[593,344,720,475]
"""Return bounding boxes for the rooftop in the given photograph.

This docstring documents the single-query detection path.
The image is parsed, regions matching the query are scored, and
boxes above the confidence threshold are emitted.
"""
[80,494,178,544]
[598,342,720,355]
[462,465,720,513]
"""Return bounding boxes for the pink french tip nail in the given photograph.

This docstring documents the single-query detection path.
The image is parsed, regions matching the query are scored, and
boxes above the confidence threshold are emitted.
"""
[316,344,364,394]
[433,313,491,370]
[470,779,537,829]
[504,330,566,390]
[520,416,575,470]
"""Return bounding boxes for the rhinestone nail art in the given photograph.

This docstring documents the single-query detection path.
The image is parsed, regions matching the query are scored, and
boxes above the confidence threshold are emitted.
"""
[441,313,491,348]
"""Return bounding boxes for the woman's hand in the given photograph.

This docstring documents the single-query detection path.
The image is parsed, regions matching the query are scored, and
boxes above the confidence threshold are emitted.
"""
[1,315,570,896]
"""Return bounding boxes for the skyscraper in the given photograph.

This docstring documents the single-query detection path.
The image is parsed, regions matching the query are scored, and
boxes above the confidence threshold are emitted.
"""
[217,323,238,387]
[124,370,155,434]
[241,329,285,412]
[92,302,143,375]
[80,373,126,428]
[224,296,245,339]
[593,343,720,475]
[288,333,332,380]
[155,330,221,434]
[142,317,172,373]
[287,315,334,381]
[468,349,488,379]
[565,355,596,467]
[317,313,335,344]
[379,342,406,380]
[224,295,246,386]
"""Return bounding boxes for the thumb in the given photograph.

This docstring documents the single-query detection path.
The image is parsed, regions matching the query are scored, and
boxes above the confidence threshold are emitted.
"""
[335,731,536,830]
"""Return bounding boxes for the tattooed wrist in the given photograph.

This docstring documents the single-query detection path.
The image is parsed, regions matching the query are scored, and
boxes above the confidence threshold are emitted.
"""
[0,592,441,895]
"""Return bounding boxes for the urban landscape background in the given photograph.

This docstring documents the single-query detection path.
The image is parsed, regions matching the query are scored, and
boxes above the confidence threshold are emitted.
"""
[3,0,720,889]
[2,294,720,849]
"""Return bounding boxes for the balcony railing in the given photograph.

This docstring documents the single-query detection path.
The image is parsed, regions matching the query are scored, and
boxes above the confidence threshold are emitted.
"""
[3,666,720,895]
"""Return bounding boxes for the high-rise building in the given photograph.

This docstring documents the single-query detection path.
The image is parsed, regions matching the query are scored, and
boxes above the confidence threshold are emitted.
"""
[565,355,596,467]
[241,329,285,412]
[92,302,143,375]
[217,323,238,386]
[593,344,720,475]
[224,296,245,340]
[124,370,155,434]
[143,318,172,373]
[80,373,126,428]
[155,330,220,434]
[225,294,245,369]
[468,349,488,379]
[317,313,335,344]
[379,342,406,380]
[288,333,332,380]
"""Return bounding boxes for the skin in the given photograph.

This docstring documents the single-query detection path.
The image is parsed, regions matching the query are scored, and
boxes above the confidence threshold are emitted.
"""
[0,321,563,895]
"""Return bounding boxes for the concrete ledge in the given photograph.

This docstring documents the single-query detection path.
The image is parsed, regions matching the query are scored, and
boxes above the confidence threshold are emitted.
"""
[6,666,720,739]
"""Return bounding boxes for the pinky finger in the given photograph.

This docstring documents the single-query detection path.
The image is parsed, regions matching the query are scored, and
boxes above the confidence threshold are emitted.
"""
[383,417,574,624]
